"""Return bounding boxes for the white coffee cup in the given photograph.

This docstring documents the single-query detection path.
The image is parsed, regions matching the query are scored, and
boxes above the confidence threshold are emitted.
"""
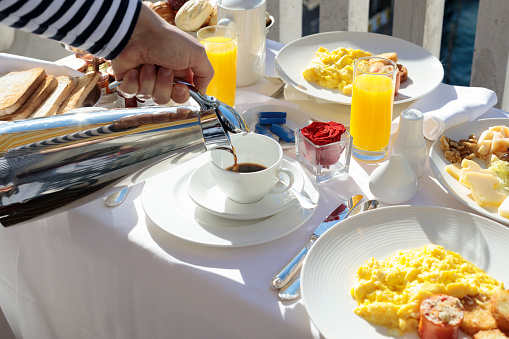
[217,0,266,87]
[209,133,294,203]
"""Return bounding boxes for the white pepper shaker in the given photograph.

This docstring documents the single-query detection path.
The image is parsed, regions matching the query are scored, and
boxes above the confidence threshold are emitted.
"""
[391,109,427,177]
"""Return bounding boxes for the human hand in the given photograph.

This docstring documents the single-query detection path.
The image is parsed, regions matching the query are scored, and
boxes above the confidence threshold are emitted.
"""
[111,3,214,104]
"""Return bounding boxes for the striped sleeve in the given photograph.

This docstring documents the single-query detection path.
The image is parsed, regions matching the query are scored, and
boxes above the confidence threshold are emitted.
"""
[0,0,142,60]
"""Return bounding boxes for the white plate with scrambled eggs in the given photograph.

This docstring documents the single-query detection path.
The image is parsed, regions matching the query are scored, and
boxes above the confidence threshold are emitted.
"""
[429,118,509,226]
[300,205,509,339]
[275,31,444,105]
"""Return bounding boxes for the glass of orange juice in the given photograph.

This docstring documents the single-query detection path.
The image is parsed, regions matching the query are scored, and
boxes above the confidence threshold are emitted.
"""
[197,26,238,107]
[350,56,398,161]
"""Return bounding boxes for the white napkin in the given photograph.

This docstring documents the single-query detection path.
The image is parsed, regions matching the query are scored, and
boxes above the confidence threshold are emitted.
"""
[0,52,81,76]
[391,83,498,140]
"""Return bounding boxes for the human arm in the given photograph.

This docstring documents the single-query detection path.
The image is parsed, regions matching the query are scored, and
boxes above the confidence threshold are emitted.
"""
[110,3,214,104]
[0,0,213,104]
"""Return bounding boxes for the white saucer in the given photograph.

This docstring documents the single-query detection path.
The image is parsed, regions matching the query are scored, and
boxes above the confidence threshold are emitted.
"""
[187,159,305,220]
[142,154,319,247]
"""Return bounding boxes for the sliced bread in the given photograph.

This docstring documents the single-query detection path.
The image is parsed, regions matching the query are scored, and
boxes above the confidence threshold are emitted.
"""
[0,67,46,116]
[58,72,100,114]
[30,75,78,118]
[1,75,58,121]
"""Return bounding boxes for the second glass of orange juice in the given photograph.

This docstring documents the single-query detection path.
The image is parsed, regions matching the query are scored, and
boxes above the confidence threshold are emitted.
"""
[197,26,238,107]
[350,56,397,161]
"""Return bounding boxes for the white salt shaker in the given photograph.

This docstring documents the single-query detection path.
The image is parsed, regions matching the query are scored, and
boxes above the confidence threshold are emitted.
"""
[368,154,418,204]
[391,108,427,177]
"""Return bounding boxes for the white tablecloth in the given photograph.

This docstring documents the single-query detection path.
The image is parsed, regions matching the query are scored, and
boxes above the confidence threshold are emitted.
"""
[0,41,508,339]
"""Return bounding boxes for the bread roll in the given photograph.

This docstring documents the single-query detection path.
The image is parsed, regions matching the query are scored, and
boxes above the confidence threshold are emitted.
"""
[151,1,176,25]
[208,6,217,26]
[175,0,213,32]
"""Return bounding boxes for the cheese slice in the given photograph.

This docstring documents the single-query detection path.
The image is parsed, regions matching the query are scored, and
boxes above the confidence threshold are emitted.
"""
[464,172,507,207]
[446,163,462,181]
[498,196,509,218]
[459,159,494,188]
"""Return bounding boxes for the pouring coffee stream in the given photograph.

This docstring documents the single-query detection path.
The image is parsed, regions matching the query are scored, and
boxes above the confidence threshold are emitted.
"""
[0,82,248,227]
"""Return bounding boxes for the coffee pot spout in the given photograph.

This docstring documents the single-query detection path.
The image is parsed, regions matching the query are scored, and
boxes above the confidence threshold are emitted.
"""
[186,81,249,150]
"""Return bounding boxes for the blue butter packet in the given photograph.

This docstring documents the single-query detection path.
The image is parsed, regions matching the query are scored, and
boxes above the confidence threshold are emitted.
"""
[259,117,287,124]
[270,124,295,143]
[258,111,287,119]
[255,124,279,141]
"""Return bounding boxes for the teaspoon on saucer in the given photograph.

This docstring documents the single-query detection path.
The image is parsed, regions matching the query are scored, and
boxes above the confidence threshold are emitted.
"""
[278,180,317,210]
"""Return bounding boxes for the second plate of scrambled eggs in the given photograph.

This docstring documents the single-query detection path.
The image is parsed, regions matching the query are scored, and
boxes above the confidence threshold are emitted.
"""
[275,31,444,105]
[300,205,509,339]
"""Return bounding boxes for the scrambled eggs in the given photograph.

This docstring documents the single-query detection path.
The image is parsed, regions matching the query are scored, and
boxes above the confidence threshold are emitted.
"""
[351,244,504,335]
[302,47,371,95]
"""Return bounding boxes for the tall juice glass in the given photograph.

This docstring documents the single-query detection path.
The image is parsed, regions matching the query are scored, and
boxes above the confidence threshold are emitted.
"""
[350,56,397,161]
[197,26,238,107]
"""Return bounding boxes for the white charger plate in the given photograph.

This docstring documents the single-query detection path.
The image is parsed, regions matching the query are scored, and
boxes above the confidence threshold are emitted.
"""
[241,104,313,148]
[301,206,509,339]
[187,158,304,220]
[429,118,509,225]
[142,154,318,247]
[275,31,444,105]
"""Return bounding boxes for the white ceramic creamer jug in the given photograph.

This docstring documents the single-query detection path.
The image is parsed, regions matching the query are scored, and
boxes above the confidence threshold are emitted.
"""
[217,0,266,87]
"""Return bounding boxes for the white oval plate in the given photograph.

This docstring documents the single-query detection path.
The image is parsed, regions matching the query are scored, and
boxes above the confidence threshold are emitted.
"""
[301,206,509,339]
[142,154,318,247]
[241,104,313,149]
[187,158,304,220]
[275,31,444,105]
[429,118,509,225]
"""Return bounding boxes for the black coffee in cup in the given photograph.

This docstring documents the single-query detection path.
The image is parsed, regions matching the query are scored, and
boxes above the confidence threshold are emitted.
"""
[226,163,267,173]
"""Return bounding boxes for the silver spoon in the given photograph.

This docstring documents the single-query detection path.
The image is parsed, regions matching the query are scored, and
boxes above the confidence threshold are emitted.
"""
[104,187,130,207]
[278,199,380,301]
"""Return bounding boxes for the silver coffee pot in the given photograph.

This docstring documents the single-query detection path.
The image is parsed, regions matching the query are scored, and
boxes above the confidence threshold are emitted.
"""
[0,83,249,227]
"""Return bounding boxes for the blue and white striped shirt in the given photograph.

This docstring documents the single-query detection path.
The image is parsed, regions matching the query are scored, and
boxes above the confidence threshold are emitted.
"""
[0,0,142,60]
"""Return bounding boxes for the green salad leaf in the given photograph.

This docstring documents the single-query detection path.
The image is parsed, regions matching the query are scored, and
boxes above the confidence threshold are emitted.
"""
[490,159,509,190]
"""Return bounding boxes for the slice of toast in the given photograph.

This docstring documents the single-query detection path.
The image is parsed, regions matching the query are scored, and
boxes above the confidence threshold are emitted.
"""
[30,75,78,118]
[0,67,46,116]
[1,75,58,121]
[58,72,100,114]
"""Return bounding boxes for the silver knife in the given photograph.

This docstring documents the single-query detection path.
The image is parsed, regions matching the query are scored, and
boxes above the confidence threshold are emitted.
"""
[270,194,363,290]
[278,199,380,300]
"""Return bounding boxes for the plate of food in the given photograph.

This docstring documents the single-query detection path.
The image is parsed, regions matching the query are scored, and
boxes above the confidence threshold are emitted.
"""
[275,31,444,105]
[429,118,509,225]
[0,54,101,122]
[301,205,509,339]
